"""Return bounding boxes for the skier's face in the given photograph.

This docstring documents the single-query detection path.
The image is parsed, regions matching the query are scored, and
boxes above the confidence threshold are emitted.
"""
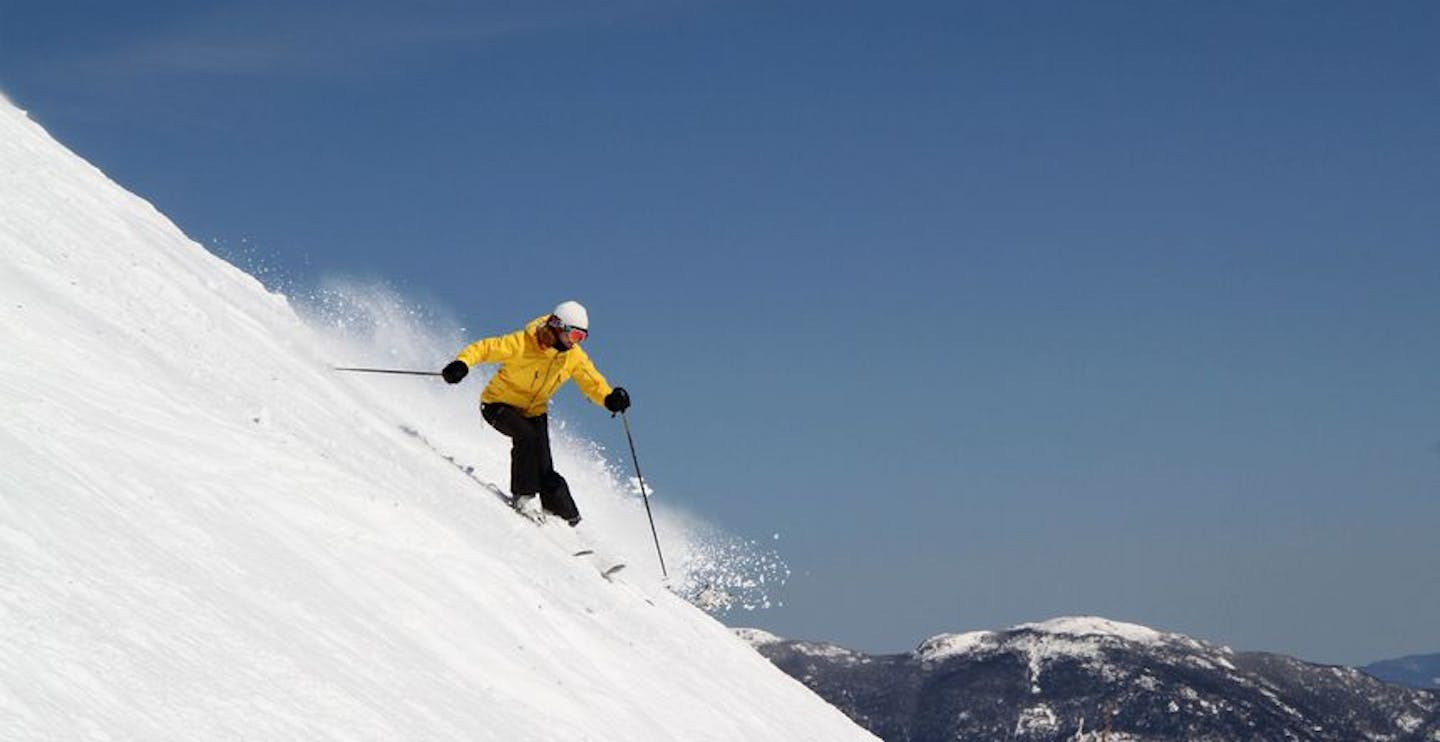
[546,316,586,349]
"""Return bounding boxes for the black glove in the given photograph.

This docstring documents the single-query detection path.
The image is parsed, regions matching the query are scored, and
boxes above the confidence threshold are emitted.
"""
[604,387,631,413]
[442,360,469,384]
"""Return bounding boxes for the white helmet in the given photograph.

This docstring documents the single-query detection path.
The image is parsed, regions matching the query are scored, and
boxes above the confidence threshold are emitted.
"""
[552,300,589,331]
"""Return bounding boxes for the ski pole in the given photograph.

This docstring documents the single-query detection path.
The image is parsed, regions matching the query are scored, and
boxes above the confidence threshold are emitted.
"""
[620,410,668,578]
[333,367,442,377]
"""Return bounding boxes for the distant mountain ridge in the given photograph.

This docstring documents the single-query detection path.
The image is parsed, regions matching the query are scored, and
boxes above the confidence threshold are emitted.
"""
[738,617,1440,741]
[1366,654,1440,691]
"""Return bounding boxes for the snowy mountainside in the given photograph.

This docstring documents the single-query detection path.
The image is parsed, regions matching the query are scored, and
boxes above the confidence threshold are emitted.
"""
[0,95,873,740]
[741,616,1440,741]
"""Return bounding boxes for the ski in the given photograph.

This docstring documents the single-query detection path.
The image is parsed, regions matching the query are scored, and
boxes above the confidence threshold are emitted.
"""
[399,424,629,582]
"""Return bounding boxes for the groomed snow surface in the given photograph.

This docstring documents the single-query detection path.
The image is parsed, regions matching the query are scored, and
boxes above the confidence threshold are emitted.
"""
[0,95,874,741]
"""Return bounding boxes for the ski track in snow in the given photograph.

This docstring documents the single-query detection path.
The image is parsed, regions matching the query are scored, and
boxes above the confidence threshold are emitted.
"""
[0,95,871,741]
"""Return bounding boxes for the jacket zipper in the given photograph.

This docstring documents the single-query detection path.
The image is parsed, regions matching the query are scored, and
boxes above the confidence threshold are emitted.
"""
[524,355,561,414]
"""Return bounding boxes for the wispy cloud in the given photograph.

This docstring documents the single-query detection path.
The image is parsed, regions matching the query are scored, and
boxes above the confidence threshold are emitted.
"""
[56,1,678,81]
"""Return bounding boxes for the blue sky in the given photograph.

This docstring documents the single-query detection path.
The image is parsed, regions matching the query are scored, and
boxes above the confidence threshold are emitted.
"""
[4,0,1437,665]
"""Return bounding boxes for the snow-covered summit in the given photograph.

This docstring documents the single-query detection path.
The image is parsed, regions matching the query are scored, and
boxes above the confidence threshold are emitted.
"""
[913,615,1211,667]
[1013,616,1170,644]
[0,97,873,740]
[914,630,999,661]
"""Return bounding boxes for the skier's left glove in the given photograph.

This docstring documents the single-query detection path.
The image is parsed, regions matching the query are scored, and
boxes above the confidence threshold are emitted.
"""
[442,360,469,384]
[604,387,631,413]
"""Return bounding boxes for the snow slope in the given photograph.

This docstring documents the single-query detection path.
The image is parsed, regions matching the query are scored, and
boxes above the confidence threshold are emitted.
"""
[0,95,873,741]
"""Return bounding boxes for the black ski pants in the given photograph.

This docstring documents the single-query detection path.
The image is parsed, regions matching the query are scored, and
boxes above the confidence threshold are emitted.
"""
[480,403,579,523]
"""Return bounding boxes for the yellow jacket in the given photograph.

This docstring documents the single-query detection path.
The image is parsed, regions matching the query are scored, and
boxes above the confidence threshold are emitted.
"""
[454,315,614,417]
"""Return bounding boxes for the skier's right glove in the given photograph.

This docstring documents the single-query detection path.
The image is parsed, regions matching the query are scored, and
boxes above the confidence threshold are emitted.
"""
[442,361,469,384]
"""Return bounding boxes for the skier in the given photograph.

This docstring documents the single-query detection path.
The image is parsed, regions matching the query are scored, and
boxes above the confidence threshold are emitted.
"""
[441,301,630,526]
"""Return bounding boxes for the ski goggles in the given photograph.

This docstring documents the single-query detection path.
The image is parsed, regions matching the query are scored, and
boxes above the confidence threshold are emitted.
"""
[547,317,587,343]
